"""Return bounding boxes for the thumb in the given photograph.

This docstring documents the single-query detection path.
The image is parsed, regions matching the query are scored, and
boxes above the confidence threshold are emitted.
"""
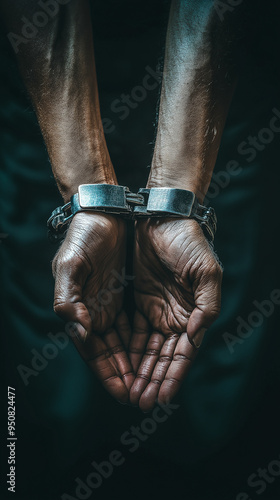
[53,257,92,342]
[187,264,222,348]
[187,309,208,349]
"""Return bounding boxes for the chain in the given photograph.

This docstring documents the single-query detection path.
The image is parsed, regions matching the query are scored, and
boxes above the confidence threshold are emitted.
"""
[47,190,144,242]
[47,202,73,242]
[47,188,217,243]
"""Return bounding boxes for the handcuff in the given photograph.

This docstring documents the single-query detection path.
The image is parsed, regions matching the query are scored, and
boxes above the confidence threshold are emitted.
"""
[47,184,217,243]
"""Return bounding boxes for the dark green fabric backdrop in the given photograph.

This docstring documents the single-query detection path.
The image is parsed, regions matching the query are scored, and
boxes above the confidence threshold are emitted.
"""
[1,2,280,499]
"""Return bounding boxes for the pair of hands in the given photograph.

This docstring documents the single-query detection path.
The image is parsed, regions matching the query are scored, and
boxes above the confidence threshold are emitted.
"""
[52,211,222,411]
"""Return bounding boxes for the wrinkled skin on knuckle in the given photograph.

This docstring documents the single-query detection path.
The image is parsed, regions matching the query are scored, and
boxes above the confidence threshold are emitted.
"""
[188,238,223,281]
[53,300,66,317]
[62,245,91,273]
[176,244,222,327]
[203,301,221,325]
[193,263,222,326]
[52,235,91,283]
[208,261,223,284]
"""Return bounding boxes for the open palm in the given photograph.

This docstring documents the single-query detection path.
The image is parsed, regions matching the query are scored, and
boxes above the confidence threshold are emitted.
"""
[129,218,222,410]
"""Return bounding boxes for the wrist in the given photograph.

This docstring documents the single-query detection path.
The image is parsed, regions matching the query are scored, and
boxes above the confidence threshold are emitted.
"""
[57,156,117,203]
[147,170,208,204]
[47,129,117,202]
[60,172,117,203]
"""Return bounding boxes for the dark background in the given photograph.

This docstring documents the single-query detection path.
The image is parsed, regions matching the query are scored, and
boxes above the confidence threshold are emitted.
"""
[1,1,280,499]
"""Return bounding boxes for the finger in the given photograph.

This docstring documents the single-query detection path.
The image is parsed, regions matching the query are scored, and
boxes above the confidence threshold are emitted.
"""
[53,256,92,341]
[115,311,132,350]
[138,333,179,412]
[73,333,129,403]
[129,332,165,406]
[128,311,150,372]
[158,332,197,406]
[187,263,222,348]
[103,327,135,391]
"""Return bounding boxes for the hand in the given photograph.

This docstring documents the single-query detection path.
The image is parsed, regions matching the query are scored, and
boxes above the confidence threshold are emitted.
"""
[129,218,223,410]
[52,212,134,403]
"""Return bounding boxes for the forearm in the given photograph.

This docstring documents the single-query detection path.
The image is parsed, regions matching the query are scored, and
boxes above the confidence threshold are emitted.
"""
[148,0,250,202]
[1,0,116,202]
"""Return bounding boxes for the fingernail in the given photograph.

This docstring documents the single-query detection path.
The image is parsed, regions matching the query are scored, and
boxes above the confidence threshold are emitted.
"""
[192,328,207,349]
[73,323,88,343]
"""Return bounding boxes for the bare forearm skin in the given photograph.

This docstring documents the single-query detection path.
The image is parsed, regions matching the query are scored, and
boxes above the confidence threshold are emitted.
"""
[148,0,250,202]
[1,0,116,202]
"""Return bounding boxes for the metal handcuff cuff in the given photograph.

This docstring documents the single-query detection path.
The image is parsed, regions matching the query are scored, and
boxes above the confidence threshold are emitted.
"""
[47,184,217,243]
